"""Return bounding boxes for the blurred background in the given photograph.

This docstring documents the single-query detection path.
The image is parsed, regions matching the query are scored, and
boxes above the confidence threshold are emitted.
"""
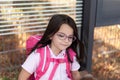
[0,0,120,80]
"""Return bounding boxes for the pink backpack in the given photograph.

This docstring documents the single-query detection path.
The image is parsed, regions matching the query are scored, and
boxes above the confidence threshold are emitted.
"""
[26,35,76,80]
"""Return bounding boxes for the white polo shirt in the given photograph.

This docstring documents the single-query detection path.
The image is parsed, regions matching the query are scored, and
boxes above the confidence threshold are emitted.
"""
[22,46,80,80]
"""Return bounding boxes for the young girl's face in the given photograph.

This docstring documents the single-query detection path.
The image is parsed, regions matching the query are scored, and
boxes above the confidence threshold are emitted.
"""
[50,24,75,54]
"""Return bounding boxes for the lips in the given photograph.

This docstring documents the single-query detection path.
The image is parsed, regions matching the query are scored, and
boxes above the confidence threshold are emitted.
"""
[61,44,69,48]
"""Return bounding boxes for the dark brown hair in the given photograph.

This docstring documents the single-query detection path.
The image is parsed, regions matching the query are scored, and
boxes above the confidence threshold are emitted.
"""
[29,14,85,63]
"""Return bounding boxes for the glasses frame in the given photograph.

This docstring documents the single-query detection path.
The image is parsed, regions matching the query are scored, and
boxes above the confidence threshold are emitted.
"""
[56,32,76,42]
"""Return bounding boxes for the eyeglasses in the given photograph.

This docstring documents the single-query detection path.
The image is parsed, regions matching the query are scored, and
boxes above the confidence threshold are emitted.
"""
[56,32,76,42]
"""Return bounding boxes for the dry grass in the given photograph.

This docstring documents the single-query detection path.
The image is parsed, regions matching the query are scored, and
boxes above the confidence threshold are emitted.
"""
[92,25,120,80]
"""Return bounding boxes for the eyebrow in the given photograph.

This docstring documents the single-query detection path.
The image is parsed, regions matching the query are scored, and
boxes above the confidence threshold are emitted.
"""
[57,32,74,36]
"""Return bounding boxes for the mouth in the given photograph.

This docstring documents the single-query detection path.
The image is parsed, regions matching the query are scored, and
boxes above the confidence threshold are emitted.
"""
[61,44,69,47]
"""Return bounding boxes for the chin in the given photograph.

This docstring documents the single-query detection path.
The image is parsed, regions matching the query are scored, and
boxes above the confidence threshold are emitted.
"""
[58,45,69,50]
[60,47,68,51]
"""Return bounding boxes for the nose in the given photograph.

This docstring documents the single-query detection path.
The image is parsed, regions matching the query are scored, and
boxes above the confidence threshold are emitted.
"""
[64,37,69,42]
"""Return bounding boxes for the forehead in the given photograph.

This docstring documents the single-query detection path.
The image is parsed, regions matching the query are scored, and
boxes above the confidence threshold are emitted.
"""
[58,24,73,35]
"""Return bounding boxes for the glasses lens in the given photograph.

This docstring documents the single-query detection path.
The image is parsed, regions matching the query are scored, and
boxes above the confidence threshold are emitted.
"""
[57,33,65,40]
[56,32,76,42]
[68,36,76,42]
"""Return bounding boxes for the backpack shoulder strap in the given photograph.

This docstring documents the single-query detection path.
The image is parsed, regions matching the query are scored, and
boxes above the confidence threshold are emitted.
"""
[35,47,76,80]
[35,46,51,80]
[68,48,76,60]
[66,48,76,79]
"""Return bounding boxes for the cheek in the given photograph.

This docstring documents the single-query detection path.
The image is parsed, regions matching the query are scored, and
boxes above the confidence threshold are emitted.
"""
[51,36,60,44]
[68,42,72,47]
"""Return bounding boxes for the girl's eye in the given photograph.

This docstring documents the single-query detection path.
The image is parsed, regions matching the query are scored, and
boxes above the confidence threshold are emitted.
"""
[68,36,73,40]
[58,34,65,38]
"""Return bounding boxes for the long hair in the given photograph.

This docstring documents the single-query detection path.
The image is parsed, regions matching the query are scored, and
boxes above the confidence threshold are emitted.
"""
[29,14,85,63]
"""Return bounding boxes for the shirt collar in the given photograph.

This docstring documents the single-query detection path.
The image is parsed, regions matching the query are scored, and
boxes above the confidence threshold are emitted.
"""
[47,45,66,58]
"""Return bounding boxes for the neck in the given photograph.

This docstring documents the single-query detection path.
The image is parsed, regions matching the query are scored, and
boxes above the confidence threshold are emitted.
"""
[49,45,61,56]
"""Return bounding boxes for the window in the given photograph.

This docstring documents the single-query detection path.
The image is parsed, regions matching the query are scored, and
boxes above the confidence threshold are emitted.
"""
[0,0,83,54]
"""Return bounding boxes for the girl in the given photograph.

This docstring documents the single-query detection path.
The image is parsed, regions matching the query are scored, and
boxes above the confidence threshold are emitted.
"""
[18,14,85,80]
